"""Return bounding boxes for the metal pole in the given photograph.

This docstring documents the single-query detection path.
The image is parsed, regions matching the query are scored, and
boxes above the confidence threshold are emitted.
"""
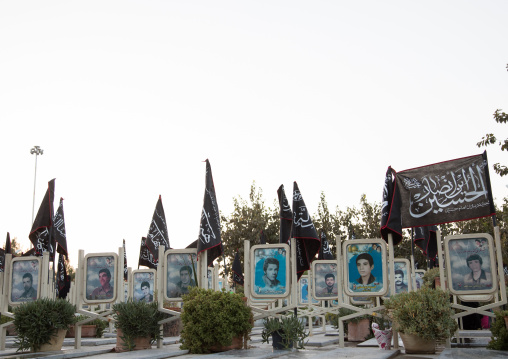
[30,146,43,225]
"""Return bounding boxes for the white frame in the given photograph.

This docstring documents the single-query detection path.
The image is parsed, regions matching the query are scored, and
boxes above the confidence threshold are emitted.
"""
[444,233,498,295]
[298,274,318,305]
[312,260,339,300]
[414,269,425,290]
[164,248,199,301]
[343,238,388,297]
[8,256,41,305]
[383,258,411,299]
[250,243,290,299]
[131,269,156,302]
[83,252,118,304]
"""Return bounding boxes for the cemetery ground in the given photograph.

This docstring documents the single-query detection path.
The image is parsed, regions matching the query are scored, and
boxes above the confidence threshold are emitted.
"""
[2,324,507,359]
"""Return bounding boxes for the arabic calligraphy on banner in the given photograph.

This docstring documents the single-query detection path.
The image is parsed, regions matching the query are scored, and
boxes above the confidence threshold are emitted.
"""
[396,152,495,228]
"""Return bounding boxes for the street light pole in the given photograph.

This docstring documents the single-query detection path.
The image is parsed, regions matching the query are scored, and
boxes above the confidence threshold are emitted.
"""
[30,145,44,225]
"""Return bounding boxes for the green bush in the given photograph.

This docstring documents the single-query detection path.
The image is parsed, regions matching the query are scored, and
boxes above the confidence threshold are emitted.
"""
[180,287,253,354]
[486,310,508,351]
[14,298,76,352]
[384,287,457,341]
[261,314,309,349]
[113,300,167,351]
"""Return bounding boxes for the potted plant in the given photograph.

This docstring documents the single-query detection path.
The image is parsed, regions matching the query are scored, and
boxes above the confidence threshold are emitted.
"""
[112,300,167,352]
[384,287,457,354]
[422,267,441,288]
[325,308,372,342]
[486,310,508,350]
[261,314,309,350]
[180,287,253,354]
[66,315,108,338]
[13,298,76,352]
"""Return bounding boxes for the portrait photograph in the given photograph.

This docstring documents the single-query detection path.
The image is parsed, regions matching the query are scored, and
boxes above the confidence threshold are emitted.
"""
[343,239,387,297]
[384,259,411,298]
[207,267,214,290]
[415,269,425,290]
[444,234,498,295]
[312,260,339,300]
[298,275,319,305]
[9,257,41,304]
[131,269,156,303]
[84,253,117,303]
[251,244,290,298]
[165,249,198,300]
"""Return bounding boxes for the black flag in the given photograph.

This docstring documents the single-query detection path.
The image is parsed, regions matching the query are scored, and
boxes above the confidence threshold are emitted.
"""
[145,195,170,266]
[1,232,11,272]
[53,198,68,256]
[318,231,334,260]
[414,225,438,261]
[57,253,70,299]
[259,230,267,244]
[22,248,37,257]
[197,159,223,265]
[29,179,56,259]
[292,182,320,280]
[232,250,244,286]
[277,185,292,244]
[380,166,403,245]
[395,152,495,228]
[0,248,4,272]
[123,239,128,281]
[138,237,156,269]
[5,232,11,255]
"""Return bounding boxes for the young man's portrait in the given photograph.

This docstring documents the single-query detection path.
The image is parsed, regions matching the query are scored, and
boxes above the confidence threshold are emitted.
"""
[252,245,288,297]
[85,255,116,302]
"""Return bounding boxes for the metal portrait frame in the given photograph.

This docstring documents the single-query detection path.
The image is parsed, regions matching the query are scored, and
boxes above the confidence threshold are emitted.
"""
[8,256,41,305]
[444,233,498,295]
[84,253,118,304]
[131,269,156,303]
[298,274,318,305]
[164,249,199,301]
[415,269,425,290]
[207,266,214,290]
[312,260,339,300]
[383,258,411,299]
[343,238,387,297]
[250,244,290,298]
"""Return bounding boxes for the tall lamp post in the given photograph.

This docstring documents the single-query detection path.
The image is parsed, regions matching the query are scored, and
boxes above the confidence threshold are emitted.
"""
[30,146,44,225]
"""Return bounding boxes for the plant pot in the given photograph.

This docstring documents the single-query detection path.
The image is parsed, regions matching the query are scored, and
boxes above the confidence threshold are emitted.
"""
[347,318,370,342]
[208,334,244,352]
[66,325,97,338]
[115,328,151,352]
[5,323,17,336]
[272,330,293,350]
[35,329,67,352]
[399,332,436,354]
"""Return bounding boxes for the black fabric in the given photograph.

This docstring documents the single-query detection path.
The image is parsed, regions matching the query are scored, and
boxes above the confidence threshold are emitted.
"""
[232,251,244,286]
[22,248,36,257]
[291,182,320,280]
[52,198,68,256]
[259,230,267,244]
[29,179,55,259]
[123,239,128,281]
[146,195,170,265]
[277,184,292,244]
[5,232,11,254]
[380,166,403,245]
[414,225,438,261]
[57,253,70,299]
[395,152,496,228]
[138,236,156,269]
[0,248,4,272]
[318,231,334,260]
[197,159,223,265]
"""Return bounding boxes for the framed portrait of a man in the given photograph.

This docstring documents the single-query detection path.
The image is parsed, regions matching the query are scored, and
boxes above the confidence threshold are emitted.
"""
[298,275,319,305]
[251,244,290,298]
[444,233,498,295]
[312,260,339,300]
[9,257,41,305]
[343,239,387,297]
[207,267,214,290]
[384,258,411,298]
[131,269,156,303]
[165,249,198,301]
[414,269,425,290]
[84,253,118,303]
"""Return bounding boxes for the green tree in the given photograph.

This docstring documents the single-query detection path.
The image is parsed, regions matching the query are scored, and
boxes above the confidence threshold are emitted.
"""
[477,64,508,176]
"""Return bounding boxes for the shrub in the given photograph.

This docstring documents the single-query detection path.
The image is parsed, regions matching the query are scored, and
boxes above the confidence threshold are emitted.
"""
[486,310,508,351]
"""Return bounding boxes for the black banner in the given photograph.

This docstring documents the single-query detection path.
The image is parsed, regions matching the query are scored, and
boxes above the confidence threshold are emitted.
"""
[53,198,68,256]
[29,179,55,259]
[292,182,320,280]
[277,184,292,244]
[57,253,70,299]
[380,166,403,245]
[259,230,267,244]
[232,251,244,286]
[5,232,11,255]
[0,248,4,272]
[318,231,334,260]
[414,225,438,261]
[197,159,223,265]
[138,237,156,269]
[396,152,495,228]
[123,239,128,281]
[146,195,170,265]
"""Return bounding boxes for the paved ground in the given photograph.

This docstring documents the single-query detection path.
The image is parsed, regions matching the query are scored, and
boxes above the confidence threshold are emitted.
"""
[1,326,507,359]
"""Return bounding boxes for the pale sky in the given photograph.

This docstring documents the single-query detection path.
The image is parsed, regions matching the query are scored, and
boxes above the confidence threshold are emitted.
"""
[1,1,507,269]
